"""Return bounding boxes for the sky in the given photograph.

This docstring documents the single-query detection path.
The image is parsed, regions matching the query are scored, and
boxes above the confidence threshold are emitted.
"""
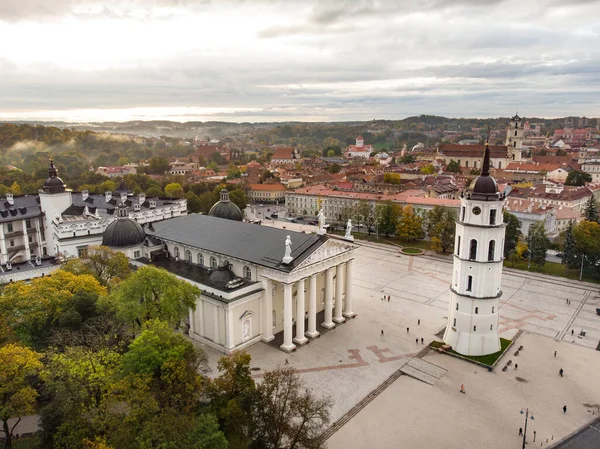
[0,0,599,123]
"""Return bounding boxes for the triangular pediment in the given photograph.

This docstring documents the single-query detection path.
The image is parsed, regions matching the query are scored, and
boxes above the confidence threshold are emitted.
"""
[294,238,355,271]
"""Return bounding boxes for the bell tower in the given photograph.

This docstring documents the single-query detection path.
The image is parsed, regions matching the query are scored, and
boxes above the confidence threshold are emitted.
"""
[506,114,523,161]
[443,142,506,356]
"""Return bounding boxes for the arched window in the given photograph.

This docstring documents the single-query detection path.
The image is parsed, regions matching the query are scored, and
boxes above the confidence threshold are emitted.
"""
[174,247,180,259]
[490,324,493,330]
[498,161,502,169]
[469,239,477,260]
[473,325,477,331]
[197,253,204,266]
[515,130,518,136]
[513,141,516,147]
[489,209,497,225]
[466,275,473,292]
[465,160,469,168]
[453,318,456,326]
[475,307,479,314]
[456,303,459,311]
[492,306,495,313]
[488,240,496,261]
[185,249,192,262]
[244,266,252,280]
[210,256,217,268]
[457,235,461,256]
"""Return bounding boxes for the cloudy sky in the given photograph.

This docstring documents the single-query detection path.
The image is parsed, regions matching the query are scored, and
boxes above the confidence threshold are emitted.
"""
[1,0,599,122]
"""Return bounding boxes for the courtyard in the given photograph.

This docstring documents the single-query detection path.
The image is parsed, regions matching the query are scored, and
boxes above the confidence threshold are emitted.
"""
[200,239,600,448]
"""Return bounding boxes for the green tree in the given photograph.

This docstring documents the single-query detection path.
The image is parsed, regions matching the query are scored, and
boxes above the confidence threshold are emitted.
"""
[572,220,600,277]
[164,182,184,198]
[62,245,131,290]
[228,188,248,211]
[383,173,401,184]
[399,154,416,164]
[583,195,599,222]
[375,201,401,236]
[503,211,521,257]
[252,367,332,449]
[146,186,163,197]
[561,221,579,269]
[565,170,592,186]
[427,206,456,253]
[227,165,242,179]
[0,344,43,449]
[355,200,376,235]
[211,152,223,165]
[327,163,341,174]
[147,156,170,174]
[527,222,550,268]
[185,191,202,213]
[446,160,461,173]
[420,164,435,175]
[396,205,424,241]
[108,265,200,328]
[187,414,228,449]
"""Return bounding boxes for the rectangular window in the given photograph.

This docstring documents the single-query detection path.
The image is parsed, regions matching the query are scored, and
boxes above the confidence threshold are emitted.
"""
[26,220,31,229]
[134,250,141,258]
[28,235,33,243]
[490,209,497,225]
[7,223,13,233]
[77,246,88,257]
[473,326,477,331]
[461,206,465,221]
[453,318,456,326]
[9,239,14,247]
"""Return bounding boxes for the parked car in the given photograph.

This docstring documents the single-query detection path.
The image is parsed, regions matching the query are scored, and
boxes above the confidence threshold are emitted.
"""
[287,218,298,223]
[271,213,278,218]
[308,220,318,225]
[296,217,304,221]
[267,208,270,212]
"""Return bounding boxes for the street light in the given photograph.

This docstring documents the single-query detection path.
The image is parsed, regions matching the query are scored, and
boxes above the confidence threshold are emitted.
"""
[579,254,586,281]
[519,408,534,449]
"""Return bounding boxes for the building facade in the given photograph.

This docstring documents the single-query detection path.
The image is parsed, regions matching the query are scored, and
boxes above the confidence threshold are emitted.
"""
[444,144,505,356]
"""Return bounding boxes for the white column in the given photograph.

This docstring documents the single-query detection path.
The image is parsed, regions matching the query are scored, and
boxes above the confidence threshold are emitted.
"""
[262,279,274,342]
[306,274,319,338]
[197,301,205,337]
[333,264,345,323]
[281,283,296,352]
[294,278,308,345]
[225,305,234,350]
[343,259,355,318]
[0,225,7,265]
[189,308,196,335]
[34,219,42,257]
[22,219,30,258]
[213,306,220,344]
[322,267,335,329]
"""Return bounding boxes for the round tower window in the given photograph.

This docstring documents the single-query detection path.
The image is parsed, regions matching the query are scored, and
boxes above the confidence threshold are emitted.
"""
[472,206,481,215]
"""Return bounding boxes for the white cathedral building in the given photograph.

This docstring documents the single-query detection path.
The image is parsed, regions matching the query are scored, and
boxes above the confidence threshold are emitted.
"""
[443,142,508,356]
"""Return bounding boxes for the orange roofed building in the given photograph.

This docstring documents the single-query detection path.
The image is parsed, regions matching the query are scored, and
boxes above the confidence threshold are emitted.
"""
[247,183,287,203]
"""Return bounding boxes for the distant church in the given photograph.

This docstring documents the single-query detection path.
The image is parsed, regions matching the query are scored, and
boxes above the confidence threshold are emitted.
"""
[438,115,524,170]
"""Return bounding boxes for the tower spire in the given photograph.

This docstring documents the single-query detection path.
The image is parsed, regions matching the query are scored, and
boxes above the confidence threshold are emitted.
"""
[481,140,491,177]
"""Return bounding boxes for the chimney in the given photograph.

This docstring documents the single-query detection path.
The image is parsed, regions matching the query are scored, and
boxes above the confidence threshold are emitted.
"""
[120,192,127,204]
[105,191,112,202]
[6,193,13,205]
[149,199,156,209]
[138,193,146,204]
[134,202,141,211]
[82,190,89,201]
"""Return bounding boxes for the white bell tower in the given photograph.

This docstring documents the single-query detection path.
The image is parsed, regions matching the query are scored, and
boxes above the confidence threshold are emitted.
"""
[443,142,506,356]
[505,114,523,162]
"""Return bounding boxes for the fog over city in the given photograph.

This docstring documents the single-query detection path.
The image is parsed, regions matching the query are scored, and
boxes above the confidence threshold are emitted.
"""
[1,0,599,122]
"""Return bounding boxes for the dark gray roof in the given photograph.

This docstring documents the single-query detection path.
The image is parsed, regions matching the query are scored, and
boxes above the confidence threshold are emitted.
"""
[0,195,43,223]
[102,218,146,247]
[66,192,184,216]
[147,214,326,272]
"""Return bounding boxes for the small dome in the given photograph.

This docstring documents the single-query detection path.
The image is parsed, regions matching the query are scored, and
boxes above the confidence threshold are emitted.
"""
[102,218,146,247]
[209,263,236,286]
[472,175,497,195]
[208,189,243,221]
[42,158,66,193]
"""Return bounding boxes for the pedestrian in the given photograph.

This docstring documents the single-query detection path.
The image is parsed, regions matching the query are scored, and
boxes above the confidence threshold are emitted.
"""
[533,431,536,442]
[563,405,567,414]
[381,295,384,301]
[514,363,518,370]
[571,329,574,336]
[554,350,557,358]
[421,337,424,344]
[519,427,523,436]
[285,358,289,365]
[418,319,421,325]
[407,327,410,333]
[460,384,465,394]
[559,368,564,377]
[381,329,384,337]
[387,296,390,302]
[416,338,419,344]
[566,298,568,304]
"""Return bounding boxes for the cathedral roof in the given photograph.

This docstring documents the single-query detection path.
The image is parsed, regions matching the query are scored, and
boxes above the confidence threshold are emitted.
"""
[208,189,243,221]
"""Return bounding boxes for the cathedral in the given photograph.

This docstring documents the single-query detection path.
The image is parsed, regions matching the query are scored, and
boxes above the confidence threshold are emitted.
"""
[0,160,357,355]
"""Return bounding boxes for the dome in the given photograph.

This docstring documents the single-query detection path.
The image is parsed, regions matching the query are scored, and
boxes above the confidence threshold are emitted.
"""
[472,176,497,195]
[102,202,145,247]
[209,262,236,286]
[42,158,66,193]
[208,189,243,221]
[102,218,146,247]
[470,142,501,201]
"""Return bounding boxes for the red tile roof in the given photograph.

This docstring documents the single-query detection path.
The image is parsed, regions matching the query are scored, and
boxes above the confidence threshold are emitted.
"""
[439,144,508,158]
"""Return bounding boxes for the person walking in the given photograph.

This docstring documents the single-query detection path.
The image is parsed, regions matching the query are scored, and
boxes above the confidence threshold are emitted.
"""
[416,338,419,344]
[563,405,567,414]
[387,295,390,302]
[571,329,574,336]
[533,431,536,442]
[519,428,523,436]
[407,327,410,333]
[514,363,518,370]
[381,329,384,337]
[418,319,421,325]
[554,350,557,358]
[460,384,465,394]
[421,337,424,344]
[285,359,289,365]
[559,368,564,377]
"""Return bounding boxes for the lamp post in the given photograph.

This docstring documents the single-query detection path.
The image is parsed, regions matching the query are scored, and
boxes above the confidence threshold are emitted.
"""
[579,254,585,281]
[520,408,534,449]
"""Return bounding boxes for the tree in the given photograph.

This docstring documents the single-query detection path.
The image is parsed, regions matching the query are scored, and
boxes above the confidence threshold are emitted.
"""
[399,154,416,164]
[62,246,131,290]
[148,156,170,174]
[572,220,600,277]
[355,200,377,234]
[446,160,461,173]
[164,182,184,198]
[383,173,401,184]
[228,188,248,211]
[420,164,435,175]
[327,163,341,174]
[583,195,599,222]
[562,221,579,269]
[146,186,163,197]
[503,211,521,257]
[375,201,401,236]
[508,237,528,267]
[187,414,228,449]
[565,170,592,186]
[0,344,43,449]
[527,222,550,268]
[427,206,456,253]
[9,181,21,195]
[108,265,200,328]
[186,191,202,213]
[207,352,256,448]
[396,205,424,241]
[252,367,333,449]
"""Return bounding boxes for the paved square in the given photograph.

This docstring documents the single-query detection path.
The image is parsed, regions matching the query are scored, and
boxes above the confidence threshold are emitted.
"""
[198,240,600,447]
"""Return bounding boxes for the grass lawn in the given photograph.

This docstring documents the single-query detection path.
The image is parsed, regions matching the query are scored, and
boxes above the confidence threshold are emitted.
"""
[401,247,423,254]
[13,437,40,449]
[504,260,600,284]
[448,338,512,367]
[331,230,452,254]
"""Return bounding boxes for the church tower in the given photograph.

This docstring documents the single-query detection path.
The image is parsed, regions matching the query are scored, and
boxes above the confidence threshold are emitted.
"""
[505,114,523,162]
[443,142,506,356]
[38,158,72,257]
